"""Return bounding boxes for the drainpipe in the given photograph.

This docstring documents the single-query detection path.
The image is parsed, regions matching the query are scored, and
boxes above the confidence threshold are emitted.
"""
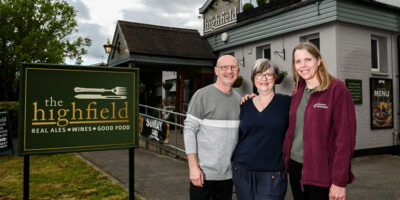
[395,35,400,146]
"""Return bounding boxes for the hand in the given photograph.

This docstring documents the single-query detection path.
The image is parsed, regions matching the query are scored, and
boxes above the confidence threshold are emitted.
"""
[189,165,204,187]
[240,93,257,105]
[329,184,346,200]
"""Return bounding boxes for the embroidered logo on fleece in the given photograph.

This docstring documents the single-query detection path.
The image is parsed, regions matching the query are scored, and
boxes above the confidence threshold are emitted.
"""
[313,103,328,109]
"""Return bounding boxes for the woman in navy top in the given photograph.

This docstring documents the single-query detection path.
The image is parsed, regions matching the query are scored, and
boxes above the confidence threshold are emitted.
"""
[232,59,291,200]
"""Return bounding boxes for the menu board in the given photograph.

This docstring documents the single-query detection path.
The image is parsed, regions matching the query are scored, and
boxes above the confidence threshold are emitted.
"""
[0,112,13,153]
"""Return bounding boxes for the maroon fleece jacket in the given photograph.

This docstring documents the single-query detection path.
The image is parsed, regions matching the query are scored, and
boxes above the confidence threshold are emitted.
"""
[283,78,356,188]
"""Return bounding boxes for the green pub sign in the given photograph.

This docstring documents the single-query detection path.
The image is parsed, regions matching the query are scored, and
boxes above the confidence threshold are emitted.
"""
[19,64,139,155]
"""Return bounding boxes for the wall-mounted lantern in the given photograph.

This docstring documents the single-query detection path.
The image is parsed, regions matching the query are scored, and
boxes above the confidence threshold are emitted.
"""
[103,38,113,54]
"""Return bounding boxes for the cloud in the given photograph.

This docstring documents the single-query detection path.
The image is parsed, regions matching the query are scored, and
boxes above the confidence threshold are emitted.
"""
[122,0,204,30]
[66,0,90,20]
[67,0,207,65]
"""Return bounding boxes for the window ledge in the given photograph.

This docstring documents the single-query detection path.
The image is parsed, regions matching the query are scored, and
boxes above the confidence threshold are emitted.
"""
[371,71,389,76]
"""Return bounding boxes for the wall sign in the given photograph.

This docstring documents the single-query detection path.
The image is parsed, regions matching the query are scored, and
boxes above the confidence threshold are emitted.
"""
[19,64,139,155]
[0,112,14,153]
[204,7,237,33]
[345,79,362,104]
[370,78,393,129]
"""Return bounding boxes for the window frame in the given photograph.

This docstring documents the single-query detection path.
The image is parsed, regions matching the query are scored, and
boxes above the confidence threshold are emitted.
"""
[371,37,380,72]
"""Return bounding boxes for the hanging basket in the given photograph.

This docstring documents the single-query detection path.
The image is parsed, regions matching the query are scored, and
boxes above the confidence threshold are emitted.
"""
[233,78,243,88]
[275,74,285,84]
[163,83,172,91]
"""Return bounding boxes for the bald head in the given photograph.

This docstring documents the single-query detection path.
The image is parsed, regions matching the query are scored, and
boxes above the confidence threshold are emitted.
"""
[216,55,238,67]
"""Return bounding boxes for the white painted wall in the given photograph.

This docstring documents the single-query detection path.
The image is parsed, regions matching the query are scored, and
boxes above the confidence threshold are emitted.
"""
[218,22,400,150]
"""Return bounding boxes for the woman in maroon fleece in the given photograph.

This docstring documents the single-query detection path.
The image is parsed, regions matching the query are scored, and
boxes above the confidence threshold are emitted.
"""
[283,43,356,200]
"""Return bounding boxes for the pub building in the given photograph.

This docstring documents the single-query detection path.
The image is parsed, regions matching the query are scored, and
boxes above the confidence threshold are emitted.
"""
[105,0,400,153]
[200,0,400,154]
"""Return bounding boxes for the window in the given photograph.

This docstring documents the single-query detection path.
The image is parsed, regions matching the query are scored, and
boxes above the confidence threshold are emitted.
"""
[256,44,270,59]
[300,33,320,49]
[370,35,387,73]
[371,37,379,71]
[263,46,271,60]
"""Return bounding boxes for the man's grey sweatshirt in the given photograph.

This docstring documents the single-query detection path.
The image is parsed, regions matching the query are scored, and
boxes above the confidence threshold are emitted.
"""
[184,84,241,180]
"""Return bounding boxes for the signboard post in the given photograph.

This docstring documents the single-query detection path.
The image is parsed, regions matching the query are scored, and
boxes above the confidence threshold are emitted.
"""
[19,63,139,199]
[0,112,14,154]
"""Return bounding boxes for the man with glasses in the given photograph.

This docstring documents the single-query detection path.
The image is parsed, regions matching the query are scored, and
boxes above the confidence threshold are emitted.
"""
[184,55,241,200]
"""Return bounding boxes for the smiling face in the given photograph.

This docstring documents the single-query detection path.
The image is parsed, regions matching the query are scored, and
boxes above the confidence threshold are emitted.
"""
[214,55,239,87]
[254,67,275,94]
[293,49,321,82]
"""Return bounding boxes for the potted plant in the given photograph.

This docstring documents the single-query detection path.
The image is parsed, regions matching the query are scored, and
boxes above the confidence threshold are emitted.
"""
[162,81,173,91]
[242,3,254,12]
[275,70,287,84]
[233,75,243,88]
[257,0,267,7]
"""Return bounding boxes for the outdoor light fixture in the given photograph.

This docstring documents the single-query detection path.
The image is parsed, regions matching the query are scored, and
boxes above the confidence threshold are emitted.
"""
[103,38,113,54]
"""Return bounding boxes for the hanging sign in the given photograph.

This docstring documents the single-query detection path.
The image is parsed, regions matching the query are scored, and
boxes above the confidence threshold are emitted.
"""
[19,64,139,155]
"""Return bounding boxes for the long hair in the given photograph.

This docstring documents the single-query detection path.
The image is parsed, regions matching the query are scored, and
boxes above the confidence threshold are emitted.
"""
[291,42,332,92]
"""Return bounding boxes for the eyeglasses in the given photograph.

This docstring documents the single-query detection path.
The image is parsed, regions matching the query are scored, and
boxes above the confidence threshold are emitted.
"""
[255,73,275,80]
[218,65,239,71]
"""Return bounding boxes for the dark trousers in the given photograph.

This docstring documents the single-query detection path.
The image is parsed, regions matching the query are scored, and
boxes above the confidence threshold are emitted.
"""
[190,179,233,200]
[288,159,329,200]
[232,162,286,200]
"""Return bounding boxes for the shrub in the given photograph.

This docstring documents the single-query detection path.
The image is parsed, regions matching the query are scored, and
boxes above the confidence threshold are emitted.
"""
[257,0,267,7]
[242,3,254,12]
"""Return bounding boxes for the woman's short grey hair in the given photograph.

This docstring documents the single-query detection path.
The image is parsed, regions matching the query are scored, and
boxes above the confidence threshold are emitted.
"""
[251,58,280,84]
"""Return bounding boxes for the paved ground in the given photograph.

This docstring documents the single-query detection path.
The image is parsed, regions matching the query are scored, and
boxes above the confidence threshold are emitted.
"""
[78,147,400,200]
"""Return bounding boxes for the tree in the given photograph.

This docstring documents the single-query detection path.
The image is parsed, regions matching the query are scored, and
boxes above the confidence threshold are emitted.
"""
[0,0,91,100]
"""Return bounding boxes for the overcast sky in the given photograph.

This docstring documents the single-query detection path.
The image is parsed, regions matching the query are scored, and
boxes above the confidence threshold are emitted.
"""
[66,0,206,65]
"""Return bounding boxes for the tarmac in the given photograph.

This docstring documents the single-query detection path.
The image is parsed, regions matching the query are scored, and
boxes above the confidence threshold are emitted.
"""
[78,145,400,200]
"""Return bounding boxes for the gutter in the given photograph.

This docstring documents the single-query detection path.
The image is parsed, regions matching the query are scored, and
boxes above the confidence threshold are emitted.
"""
[395,35,400,146]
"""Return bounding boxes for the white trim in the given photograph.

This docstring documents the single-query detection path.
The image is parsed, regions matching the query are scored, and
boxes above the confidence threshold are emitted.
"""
[202,119,240,128]
[186,114,203,124]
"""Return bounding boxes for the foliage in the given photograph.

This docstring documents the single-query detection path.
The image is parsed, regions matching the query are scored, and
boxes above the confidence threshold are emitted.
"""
[0,101,19,111]
[0,153,141,199]
[280,70,288,76]
[0,0,92,100]
[236,75,243,80]
[242,3,254,12]
[257,0,267,7]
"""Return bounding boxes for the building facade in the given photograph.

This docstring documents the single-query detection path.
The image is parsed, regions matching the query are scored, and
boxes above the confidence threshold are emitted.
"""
[200,0,400,151]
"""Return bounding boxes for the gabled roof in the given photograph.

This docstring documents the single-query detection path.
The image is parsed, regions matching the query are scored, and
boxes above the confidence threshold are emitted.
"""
[199,0,213,14]
[117,20,216,60]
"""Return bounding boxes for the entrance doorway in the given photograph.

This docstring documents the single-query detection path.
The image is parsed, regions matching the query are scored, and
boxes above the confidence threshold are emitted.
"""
[178,72,214,114]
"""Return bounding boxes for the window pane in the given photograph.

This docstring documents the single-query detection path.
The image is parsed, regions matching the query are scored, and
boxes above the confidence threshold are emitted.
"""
[263,48,271,60]
[309,38,320,50]
[371,39,378,69]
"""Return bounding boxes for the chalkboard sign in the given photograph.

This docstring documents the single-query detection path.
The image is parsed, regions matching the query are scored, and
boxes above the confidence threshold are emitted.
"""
[140,117,168,143]
[0,112,14,154]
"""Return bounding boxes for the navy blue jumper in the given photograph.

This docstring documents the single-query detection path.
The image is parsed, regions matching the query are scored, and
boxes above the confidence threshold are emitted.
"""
[232,93,291,171]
